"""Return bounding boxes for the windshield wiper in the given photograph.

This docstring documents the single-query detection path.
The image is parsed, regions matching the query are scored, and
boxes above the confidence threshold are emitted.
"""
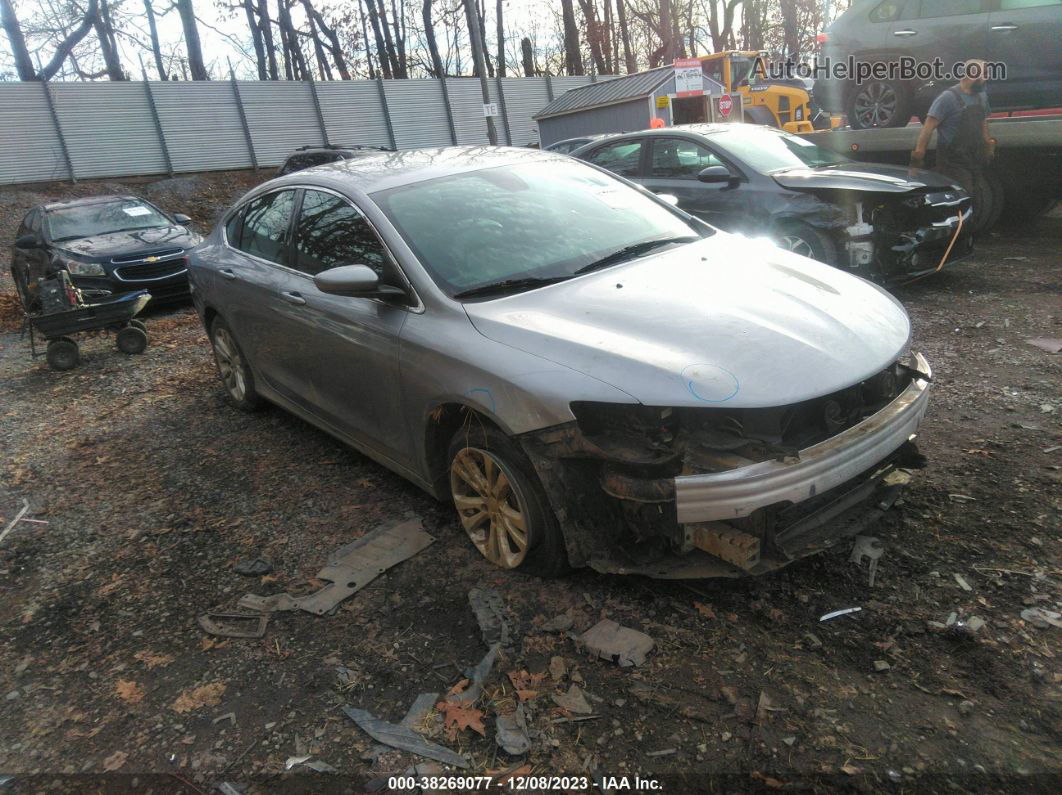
[453,275,572,299]
[573,236,700,275]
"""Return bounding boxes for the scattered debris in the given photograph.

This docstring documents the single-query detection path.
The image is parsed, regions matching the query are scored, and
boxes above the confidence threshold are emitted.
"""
[508,669,547,702]
[552,684,593,715]
[197,612,269,639]
[849,536,884,587]
[755,691,785,724]
[115,680,145,705]
[948,494,977,503]
[1026,337,1062,354]
[954,573,973,592]
[958,700,975,717]
[0,499,31,546]
[549,656,567,682]
[102,750,128,771]
[541,612,575,633]
[965,616,986,634]
[646,748,676,758]
[453,645,498,705]
[366,692,438,761]
[285,756,337,773]
[1003,256,1028,262]
[495,705,531,756]
[580,619,654,667]
[468,588,512,649]
[1020,607,1062,629]
[819,607,861,622]
[240,519,434,615]
[212,712,236,726]
[172,682,227,713]
[873,660,891,672]
[801,633,823,650]
[343,706,469,768]
[233,557,272,576]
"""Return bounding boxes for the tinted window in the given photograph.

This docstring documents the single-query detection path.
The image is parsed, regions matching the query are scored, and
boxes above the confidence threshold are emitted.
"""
[708,127,848,172]
[583,140,644,177]
[238,190,295,265]
[375,160,702,296]
[917,0,984,18]
[870,0,905,21]
[294,189,390,279]
[224,207,244,247]
[651,139,725,178]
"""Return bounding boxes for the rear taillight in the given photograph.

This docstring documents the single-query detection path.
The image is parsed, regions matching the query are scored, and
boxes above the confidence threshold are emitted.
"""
[816,32,828,48]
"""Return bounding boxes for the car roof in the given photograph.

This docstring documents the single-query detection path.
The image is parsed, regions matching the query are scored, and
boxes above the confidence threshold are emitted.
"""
[40,195,142,212]
[268,146,573,194]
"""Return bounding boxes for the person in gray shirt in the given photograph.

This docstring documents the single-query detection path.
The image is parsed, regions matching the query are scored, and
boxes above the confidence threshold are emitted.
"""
[911,59,997,233]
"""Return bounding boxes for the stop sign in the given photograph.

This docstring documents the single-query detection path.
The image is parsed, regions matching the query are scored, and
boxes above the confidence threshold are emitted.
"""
[718,94,733,118]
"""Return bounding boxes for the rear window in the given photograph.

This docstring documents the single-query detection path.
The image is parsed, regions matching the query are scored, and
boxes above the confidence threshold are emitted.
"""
[236,190,296,265]
[915,0,985,18]
[870,1,906,21]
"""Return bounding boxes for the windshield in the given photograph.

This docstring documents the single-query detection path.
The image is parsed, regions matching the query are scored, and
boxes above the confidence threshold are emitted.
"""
[374,161,704,297]
[46,200,173,242]
[712,127,850,172]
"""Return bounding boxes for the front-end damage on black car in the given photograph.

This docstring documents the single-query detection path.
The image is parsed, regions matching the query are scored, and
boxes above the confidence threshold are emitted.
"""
[517,355,932,579]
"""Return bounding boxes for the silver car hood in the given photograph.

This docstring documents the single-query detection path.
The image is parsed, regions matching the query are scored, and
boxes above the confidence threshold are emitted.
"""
[464,234,911,409]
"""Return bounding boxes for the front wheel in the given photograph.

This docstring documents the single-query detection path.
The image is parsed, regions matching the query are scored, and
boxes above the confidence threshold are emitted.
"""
[46,337,79,371]
[447,424,569,577]
[774,222,838,265]
[846,79,912,129]
[116,326,148,355]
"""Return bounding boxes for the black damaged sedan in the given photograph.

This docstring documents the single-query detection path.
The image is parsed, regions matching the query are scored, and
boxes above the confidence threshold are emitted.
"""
[573,124,973,285]
[11,196,201,306]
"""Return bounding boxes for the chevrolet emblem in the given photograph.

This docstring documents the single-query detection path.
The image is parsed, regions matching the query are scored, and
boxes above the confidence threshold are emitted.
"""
[144,256,159,263]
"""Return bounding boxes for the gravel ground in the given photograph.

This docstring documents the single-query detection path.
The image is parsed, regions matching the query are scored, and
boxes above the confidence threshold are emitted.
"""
[0,173,1059,792]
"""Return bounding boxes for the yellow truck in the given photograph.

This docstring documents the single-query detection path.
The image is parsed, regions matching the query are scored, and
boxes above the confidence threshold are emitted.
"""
[697,51,835,133]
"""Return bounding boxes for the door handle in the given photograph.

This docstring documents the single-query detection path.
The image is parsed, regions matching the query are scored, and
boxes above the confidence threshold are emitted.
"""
[893,29,917,37]
[990,24,1018,32]
[280,291,306,306]
[219,268,236,281]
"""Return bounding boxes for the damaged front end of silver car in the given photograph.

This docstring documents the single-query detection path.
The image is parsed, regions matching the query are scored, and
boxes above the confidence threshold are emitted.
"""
[518,354,932,579]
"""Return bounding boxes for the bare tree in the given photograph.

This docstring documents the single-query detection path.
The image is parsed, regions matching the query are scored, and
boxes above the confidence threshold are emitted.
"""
[93,0,124,79]
[559,0,582,75]
[615,0,636,73]
[1,0,36,80]
[175,0,208,79]
[422,0,445,76]
[2,0,102,81]
[143,0,168,79]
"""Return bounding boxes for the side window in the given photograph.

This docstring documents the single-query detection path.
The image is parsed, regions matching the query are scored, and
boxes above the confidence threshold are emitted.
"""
[916,0,984,18]
[650,139,725,178]
[870,0,905,22]
[294,189,391,280]
[583,140,644,177]
[1000,0,1061,7]
[224,206,244,248]
[238,190,296,265]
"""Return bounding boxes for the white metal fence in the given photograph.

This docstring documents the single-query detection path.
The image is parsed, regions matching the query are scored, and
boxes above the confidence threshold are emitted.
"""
[0,75,600,185]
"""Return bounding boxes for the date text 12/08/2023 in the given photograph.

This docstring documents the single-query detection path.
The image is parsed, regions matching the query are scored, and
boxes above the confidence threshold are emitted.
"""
[386,775,663,790]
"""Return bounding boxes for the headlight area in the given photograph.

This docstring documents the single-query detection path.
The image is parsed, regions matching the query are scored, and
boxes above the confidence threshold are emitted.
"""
[61,259,106,277]
[517,357,930,578]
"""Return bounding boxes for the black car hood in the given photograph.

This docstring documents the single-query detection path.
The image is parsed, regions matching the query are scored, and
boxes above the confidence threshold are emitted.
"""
[56,226,199,261]
[772,163,960,194]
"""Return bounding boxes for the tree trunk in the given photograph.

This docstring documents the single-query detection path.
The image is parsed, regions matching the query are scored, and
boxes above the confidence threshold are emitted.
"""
[176,0,208,80]
[390,0,408,78]
[780,0,799,59]
[242,0,266,79]
[303,1,351,80]
[578,0,609,75]
[305,8,333,80]
[1,0,37,81]
[495,0,505,77]
[520,36,534,77]
[422,0,446,77]
[560,0,582,76]
[358,0,376,79]
[94,0,125,80]
[615,0,635,74]
[364,0,393,78]
[35,0,101,81]
[371,0,403,78]
[256,0,278,79]
[144,0,169,80]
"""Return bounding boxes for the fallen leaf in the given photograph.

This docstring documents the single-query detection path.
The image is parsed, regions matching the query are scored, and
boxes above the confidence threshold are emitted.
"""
[436,699,486,740]
[133,651,174,669]
[693,602,716,619]
[841,763,863,776]
[116,680,145,705]
[750,771,784,789]
[102,751,128,771]
[172,682,227,713]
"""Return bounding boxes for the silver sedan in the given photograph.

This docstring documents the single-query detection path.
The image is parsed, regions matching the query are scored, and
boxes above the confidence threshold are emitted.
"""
[188,147,931,579]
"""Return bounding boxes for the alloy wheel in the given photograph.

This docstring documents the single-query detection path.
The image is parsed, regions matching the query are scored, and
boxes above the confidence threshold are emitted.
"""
[212,327,247,402]
[853,82,898,128]
[450,447,530,569]
[778,234,816,259]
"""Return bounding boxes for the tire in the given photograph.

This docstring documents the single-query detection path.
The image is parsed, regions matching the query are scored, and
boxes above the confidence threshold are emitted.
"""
[46,337,79,371]
[128,319,147,333]
[846,79,913,129]
[447,423,570,577]
[115,326,148,355]
[209,316,260,411]
[774,221,838,265]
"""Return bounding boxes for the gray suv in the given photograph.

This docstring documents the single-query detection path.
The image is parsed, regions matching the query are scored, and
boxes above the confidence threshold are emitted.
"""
[814,0,1062,128]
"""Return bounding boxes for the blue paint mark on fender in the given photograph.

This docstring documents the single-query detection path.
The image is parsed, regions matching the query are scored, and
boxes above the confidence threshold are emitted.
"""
[681,363,740,403]
[467,387,497,413]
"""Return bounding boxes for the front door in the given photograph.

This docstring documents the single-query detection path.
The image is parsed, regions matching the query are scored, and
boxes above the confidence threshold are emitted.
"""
[987,0,1062,109]
[282,188,411,463]
[641,137,749,231]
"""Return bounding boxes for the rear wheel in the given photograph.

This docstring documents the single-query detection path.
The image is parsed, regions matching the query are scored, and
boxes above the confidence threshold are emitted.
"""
[774,221,838,265]
[128,319,147,334]
[447,424,569,577]
[210,316,260,410]
[846,79,912,129]
[116,326,148,355]
[46,337,79,371]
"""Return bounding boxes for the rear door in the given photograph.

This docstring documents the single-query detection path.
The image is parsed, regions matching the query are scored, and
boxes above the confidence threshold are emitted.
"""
[579,138,647,180]
[641,136,750,231]
[987,0,1062,109]
[890,1,989,80]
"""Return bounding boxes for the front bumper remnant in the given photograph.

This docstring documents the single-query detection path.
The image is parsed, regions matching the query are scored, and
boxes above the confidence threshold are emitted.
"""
[674,353,931,524]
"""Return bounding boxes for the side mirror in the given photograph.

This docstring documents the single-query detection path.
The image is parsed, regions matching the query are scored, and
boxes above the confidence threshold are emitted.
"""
[14,234,40,249]
[173,213,192,225]
[697,165,737,185]
[656,193,680,206]
[314,264,407,301]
